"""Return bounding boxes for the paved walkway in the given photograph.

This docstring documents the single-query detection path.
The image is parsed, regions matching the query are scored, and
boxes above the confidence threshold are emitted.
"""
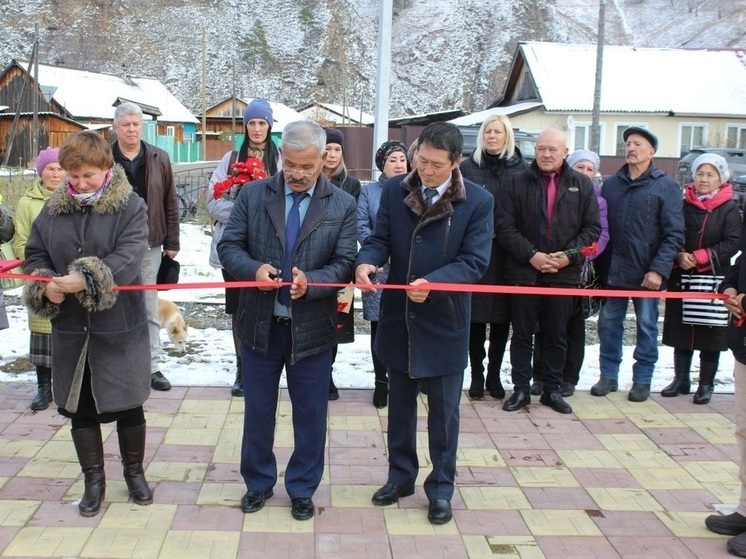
[0,382,739,558]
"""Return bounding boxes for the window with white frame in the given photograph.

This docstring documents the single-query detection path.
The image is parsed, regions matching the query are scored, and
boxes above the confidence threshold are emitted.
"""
[572,122,605,152]
[166,126,175,137]
[679,123,707,156]
[726,125,746,149]
[573,123,590,150]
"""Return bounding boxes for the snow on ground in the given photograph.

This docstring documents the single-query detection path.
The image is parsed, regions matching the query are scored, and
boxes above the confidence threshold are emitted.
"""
[0,223,736,393]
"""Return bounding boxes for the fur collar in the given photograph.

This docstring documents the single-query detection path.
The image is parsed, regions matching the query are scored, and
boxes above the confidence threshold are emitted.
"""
[401,167,466,227]
[45,165,133,216]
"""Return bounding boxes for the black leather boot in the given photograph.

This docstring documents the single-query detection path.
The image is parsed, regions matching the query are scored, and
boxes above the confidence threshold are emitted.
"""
[486,369,505,399]
[693,359,717,405]
[71,427,105,517]
[117,423,153,505]
[231,356,243,397]
[30,366,52,411]
[373,380,388,409]
[661,351,692,397]
[468,371,485,399]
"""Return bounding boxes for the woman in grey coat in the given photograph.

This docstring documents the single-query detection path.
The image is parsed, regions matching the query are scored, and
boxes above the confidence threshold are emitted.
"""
[23,131,152,517]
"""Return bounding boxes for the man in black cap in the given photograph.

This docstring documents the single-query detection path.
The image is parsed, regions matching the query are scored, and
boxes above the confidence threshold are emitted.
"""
[591,127,684,403]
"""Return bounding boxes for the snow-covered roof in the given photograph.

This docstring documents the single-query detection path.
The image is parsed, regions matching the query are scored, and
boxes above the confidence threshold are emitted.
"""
[15,60,198,123]
[298,102,374,125]
[236,97,306,132]
[517,42,746,116]
[448,102,543,126]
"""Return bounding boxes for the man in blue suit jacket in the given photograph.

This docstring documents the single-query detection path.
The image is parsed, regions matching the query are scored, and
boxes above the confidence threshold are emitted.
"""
[218,120,358,521]
[355,122,493,524]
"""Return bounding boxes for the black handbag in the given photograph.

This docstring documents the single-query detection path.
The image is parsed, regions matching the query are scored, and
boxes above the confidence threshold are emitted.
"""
[156,254,180,289]
[680,253,727,327]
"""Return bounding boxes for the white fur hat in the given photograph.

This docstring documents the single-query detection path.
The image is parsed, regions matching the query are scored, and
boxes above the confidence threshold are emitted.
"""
[692,153,730,184]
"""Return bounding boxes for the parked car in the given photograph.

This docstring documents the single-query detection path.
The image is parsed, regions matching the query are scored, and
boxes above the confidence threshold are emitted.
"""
[732,175,746,214]
[676,147,746,186]
[458,126,537,161]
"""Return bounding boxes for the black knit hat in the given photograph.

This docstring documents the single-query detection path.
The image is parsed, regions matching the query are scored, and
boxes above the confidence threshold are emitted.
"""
[324,128,345,149]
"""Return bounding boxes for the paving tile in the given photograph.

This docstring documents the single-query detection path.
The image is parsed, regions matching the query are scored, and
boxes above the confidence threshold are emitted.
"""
[586,487,664,511]
[462,534,544,559]
[453,509,530,536]
[0,381,739,558]
[315,533,392,559]
[236,532,315,559]
[456,466,518,487]
[490,433,551,450]
[314,506,387,534]
[0,476,73,501]
[556,450,624,469]
[0,500,40,525]
[499,449,562,468]
[523,487,597,510]
[659,443,732,462]
[79,527,168,558]
[648,489,722,512]
[146,460,209,483]
[510,466,579,488]
[2,526,93,557]
[159,529,240,559]
[535,535,622,558]
[171,504,244,531]
[459,486,531,510]
[520,510,602,536]
[581,418,644,435]
[388,534,467,558]
[590,510,673,537]
[626,467,703,491]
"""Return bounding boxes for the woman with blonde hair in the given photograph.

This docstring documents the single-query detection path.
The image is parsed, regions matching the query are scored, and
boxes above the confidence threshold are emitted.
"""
[460,114,527,399]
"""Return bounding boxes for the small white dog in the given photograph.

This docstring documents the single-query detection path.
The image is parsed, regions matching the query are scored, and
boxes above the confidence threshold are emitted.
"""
[157,298,188,352]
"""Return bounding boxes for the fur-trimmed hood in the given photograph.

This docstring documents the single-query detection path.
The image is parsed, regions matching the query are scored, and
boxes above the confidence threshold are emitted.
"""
[45,165,133,216]
[401,167,467,228]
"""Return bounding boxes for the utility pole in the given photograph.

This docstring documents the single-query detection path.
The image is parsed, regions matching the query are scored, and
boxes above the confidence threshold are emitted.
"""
[32,24,39,159]
[231,61,236,148]
[590,0,606,155]
[372,0,393,180]
[201,29,207,161]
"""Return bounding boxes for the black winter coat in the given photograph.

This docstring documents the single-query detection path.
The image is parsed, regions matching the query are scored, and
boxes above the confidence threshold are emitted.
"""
[663,185,741,351]
[460,148,528,324]
[721,218,746,365]
[496,161,601,286]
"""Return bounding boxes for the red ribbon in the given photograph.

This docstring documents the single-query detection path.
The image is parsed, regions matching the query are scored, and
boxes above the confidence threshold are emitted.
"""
[0,259,727,301]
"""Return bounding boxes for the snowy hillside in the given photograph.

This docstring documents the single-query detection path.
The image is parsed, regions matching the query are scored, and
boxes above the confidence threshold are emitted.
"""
[0,0,743,117]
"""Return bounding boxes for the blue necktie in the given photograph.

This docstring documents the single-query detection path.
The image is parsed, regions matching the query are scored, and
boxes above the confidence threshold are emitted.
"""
[279,192,306,307]
[424,187,438,208]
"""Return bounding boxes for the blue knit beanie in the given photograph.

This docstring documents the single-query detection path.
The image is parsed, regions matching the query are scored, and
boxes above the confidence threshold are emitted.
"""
[243,99,273,128]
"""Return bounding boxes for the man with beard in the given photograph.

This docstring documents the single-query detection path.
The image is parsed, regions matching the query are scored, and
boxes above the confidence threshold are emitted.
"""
[111,102,180,392]
[218,120,357,521]
[591,127,684,402]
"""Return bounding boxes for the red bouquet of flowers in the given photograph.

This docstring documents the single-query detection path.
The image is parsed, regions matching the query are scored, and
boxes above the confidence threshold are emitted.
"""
[212,157,268,201]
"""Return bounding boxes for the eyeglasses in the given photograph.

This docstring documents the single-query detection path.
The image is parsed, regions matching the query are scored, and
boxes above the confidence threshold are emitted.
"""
[282,166,316,178]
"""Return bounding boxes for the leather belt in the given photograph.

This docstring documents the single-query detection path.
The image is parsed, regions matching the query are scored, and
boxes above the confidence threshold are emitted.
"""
[273,316,292,326]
